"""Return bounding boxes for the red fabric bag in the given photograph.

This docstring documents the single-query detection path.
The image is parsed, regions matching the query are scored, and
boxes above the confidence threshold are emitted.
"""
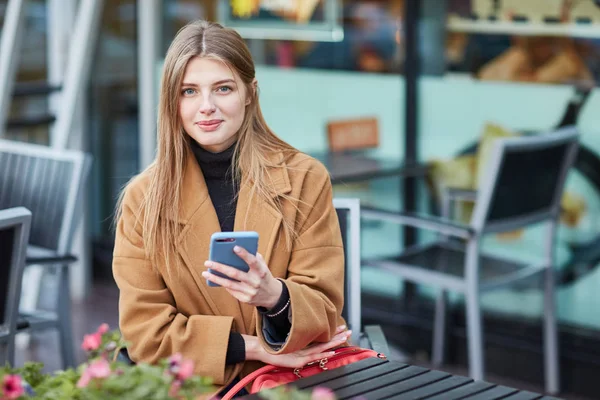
[220,346,386,400]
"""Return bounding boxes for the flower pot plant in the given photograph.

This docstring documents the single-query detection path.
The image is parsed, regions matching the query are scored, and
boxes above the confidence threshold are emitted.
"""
[1,324,336,400]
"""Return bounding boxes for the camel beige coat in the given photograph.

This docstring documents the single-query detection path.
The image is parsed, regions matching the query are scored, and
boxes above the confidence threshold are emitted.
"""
[112,149,345,391]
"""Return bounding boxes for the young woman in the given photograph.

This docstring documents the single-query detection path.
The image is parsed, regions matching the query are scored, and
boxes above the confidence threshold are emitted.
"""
[112,20,349,395]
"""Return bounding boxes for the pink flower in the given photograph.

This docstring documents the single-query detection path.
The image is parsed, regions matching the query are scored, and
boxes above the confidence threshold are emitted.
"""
[77,371,92,389]
[169,380,181,397]
[311,386,336,400]
[167,353,194,380]
[77,358,112,388]
[2,374,24,399]
[168,353,182,367]
[176,359,195,381]
[96,323,109,335]
[81,332,102,351]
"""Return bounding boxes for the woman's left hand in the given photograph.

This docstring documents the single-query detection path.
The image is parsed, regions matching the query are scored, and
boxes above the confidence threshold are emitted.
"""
[201,246,282,309]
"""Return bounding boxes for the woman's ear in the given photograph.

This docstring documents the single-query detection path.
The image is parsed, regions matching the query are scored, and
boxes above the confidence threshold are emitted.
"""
[246,79,258,105]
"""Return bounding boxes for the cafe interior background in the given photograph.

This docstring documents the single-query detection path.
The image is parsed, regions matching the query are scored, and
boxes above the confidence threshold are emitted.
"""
[3,0,600,398]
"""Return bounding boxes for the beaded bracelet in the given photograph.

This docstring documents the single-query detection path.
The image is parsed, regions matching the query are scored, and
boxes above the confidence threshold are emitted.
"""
[266,298,291,318]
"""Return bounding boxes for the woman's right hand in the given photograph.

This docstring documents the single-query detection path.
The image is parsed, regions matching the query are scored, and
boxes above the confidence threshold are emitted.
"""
[243,325,352,369]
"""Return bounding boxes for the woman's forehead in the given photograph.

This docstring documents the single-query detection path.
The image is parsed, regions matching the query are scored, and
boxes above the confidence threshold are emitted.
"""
[182,56,240,84]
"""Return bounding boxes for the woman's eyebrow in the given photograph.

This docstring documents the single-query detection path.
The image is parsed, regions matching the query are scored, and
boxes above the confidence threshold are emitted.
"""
[181,79,236,87]
[212,79,236,85]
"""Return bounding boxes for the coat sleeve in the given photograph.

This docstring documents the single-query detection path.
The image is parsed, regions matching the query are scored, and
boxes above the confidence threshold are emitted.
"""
[256,162,345,354]
[112,184,235,385]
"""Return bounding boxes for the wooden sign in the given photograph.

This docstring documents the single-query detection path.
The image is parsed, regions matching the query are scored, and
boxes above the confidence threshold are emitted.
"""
[327,117,379,152]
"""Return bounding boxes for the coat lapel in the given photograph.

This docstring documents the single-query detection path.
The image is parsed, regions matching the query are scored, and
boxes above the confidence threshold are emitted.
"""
[176,149,292,335]
[233,151,292,333]
[175,151,246,331]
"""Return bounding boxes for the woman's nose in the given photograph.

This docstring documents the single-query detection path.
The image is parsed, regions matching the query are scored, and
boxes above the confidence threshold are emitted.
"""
[198,95,216,114]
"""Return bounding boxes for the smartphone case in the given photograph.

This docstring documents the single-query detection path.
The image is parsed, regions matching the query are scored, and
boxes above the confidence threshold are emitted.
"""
[207,231,259,287]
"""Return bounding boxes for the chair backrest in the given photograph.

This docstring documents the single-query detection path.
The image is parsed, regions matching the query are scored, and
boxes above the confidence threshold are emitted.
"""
[0,207,31,339]
[0,139,91,253]
[471,127,579,233]
[333,198,361,341]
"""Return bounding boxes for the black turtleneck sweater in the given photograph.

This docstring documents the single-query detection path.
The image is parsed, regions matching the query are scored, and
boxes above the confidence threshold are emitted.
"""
[190,141,291,365]
[192,141,238,232]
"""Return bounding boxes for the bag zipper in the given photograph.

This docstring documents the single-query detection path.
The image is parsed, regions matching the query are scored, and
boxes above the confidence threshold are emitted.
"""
[292,347,387,378]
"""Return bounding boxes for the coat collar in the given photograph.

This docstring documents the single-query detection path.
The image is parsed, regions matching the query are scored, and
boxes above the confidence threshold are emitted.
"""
[175,149,291,223]
[175,148,292,334]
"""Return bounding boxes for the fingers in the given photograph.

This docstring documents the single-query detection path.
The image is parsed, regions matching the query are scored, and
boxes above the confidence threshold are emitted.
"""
[201,268,257,297]
[225,287,255,304]
[301,351,337,365]
[204,249,267,288]
[262,328,352,369]
[234,247,266,277]
[204,260,245,280]
[299,330,352,356]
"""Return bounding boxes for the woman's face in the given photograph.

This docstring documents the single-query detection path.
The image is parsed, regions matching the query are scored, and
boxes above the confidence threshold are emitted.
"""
[179,56,250,153]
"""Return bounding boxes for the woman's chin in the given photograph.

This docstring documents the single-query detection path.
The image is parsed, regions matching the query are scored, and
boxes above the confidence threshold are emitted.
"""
[193,137,236,153]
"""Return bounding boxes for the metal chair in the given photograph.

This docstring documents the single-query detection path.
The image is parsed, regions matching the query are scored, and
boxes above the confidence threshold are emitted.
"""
[0,139,92,368]
[334,198,389,355]
[361,127,579,394]
[0,207,32,366]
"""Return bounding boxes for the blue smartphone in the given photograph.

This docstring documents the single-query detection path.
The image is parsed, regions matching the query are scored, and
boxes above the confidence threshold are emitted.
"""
[207,231,259,287]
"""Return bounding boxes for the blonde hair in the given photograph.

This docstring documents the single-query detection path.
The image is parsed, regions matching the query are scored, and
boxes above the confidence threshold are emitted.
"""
[117,20,298,275]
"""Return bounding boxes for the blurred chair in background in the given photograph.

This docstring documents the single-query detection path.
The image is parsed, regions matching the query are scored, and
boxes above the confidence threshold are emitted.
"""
[0,140,91,368]
[334,198,389,354]
[361,127,579,394]
[0,207,32,366]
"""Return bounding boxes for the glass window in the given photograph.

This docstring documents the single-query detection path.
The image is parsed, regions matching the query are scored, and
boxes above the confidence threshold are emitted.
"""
[419,0,600,334]
[87,0,138,279]
[2,0,50,145]
[446,0,600,86]
[254,0,403,74]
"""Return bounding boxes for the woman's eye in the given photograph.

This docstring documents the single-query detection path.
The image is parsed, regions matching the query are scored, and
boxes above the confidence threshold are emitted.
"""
[216,86,232,93]
[182,88,196,96]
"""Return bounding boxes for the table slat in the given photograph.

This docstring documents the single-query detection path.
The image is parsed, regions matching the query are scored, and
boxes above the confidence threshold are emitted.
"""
[334,365,429,400]
[361,369,450,400]
[502,391,545,400]
[463,385,520,399]
[242,360,551,400]
[425,381,497,400]
[310,362,410,391]
[395,375,473,399]
[294,357,390,389]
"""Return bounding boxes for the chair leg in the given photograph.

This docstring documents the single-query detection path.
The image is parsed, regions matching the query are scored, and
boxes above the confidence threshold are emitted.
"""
[543,267,560,394]
[57,265,75,369]
[19,265,44,349]
[0,344,5,366]
[465,289,484,381]
[432,289,447,367]
[6,335,15,366]
[0,341,9,366]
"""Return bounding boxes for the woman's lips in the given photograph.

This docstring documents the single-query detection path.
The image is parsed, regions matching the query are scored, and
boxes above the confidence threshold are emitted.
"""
[196,120,223,132]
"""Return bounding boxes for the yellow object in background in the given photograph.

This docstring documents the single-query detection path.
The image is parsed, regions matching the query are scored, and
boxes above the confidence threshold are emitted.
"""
[231,0,260,18]
[231,0,321,23]
[561,192,587,227]
[427,123,588,241]
[475,123,518,188]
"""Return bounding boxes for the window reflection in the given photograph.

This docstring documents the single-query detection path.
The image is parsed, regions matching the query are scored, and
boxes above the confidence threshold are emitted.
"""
[447,0,600,86]
[236,0,405,73]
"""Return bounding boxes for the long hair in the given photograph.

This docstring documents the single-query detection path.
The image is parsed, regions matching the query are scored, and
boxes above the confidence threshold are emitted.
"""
[116,20,299,276]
